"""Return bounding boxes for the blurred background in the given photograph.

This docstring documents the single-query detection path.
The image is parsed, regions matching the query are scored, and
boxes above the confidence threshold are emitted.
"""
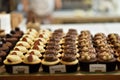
[0,0,120,29]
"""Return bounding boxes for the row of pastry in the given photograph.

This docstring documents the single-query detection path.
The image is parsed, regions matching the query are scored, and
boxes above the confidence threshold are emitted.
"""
[0,27,23,65]
[3,28,120,73]
[3,29,51,73]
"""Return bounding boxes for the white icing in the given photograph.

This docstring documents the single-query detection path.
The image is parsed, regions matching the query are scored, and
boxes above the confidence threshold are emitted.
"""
[4,55,22,64]
[23,35,35,40]
[16,41,30,49]
[23,54,41,64]
[9,51,24,58]
[14,46,28,53]
[27,50,42,57]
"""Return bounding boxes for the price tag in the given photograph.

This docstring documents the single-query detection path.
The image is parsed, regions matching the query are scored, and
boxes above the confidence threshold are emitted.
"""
[49,65,66,74]
[90,64,106,72]
[13,66,29,74]
[0,14,11,33]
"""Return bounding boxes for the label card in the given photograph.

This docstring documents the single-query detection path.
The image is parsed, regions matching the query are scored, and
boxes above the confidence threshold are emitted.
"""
[49,65,66,74]
[13,66,29,74]
[0,14,11,33]
[90,64,106,72]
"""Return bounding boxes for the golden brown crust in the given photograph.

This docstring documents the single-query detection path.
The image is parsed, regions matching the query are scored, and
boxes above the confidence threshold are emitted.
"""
[23,60,41,64]
[41,59,60,65]
[4,59,22,65]
[60,59,78,65]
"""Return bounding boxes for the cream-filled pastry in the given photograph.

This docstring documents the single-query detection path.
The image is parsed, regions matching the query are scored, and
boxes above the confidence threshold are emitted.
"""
[9,50,24,59]
[4,55,22,64]
[14,46,28,54]
[16,41,31,49]
[27,49,42,58]
[23,54,41,64]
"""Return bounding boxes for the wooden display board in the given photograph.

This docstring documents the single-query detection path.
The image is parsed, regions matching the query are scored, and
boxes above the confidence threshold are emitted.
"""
[1,71,120,80]
[52,16,120,24]
[1,65,120,80]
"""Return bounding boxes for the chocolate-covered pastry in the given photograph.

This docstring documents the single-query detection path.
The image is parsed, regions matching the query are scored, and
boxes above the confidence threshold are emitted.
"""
[44,54,58,62]
[44,50,58,55]
[47,42,59,46]
[108,33,120,41]
[5,34,18,45]
[52,33,63,39]
[10,30,22,39]
[48,37,60,43]
[0,45,9,53]
[46,46,60,51]
[15,27,24,35]
[68,29,78,36]
[64,43,77,48]
[41,53,60,72]
[61,54,76,62]
[54,29,63,33]
[0,57,2,64]
[44,49,61,58]
[60,54,78,72]
[0,51,7,57]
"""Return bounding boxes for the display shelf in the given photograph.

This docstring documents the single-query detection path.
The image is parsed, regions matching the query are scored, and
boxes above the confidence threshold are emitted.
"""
[1,71,120,80]
[52,11,120,23]
[1,23,120,80]
[52,16,120,24]
[1,65,120,80]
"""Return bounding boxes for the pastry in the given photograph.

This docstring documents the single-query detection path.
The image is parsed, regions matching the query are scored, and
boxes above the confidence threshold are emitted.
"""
[3,55,23,73]
[41,54,60,72]
[60,54,78,72]
[23,54,41,73]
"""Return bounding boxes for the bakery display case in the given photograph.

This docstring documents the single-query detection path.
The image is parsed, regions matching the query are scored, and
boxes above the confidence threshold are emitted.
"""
[1,22,120,80]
